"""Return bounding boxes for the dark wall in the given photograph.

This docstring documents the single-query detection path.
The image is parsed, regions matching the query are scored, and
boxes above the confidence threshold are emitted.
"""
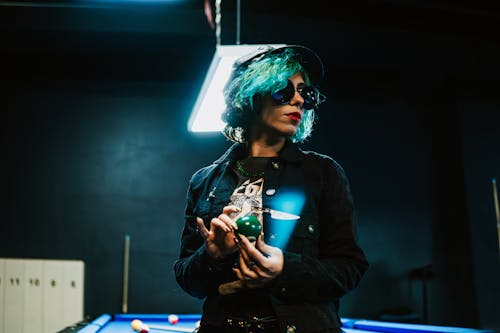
[2,1,499,330]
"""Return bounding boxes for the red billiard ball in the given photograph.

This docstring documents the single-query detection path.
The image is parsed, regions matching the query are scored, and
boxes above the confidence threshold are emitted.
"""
[168,314,179,325]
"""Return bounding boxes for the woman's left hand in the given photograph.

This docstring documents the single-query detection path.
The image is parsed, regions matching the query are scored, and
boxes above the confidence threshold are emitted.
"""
[232,234,284,288]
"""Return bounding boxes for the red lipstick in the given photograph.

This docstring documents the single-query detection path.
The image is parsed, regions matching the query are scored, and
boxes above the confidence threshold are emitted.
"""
[286,112,302,122]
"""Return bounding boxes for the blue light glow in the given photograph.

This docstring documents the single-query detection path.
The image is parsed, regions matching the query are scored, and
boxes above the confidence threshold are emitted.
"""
[272,190,305,216]
[265,189,305,250]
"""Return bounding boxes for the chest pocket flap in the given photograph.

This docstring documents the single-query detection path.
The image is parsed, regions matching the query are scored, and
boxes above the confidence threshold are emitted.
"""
[270,216,319,257]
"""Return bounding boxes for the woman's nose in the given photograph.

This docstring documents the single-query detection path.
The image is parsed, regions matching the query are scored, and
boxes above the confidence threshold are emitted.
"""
[289,89,304,107]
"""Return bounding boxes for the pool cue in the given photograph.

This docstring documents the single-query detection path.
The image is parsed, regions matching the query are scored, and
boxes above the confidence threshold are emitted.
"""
[122,234,130,313]
[132,320,197,333]
[492,178,500,255]
[147,324,196,333]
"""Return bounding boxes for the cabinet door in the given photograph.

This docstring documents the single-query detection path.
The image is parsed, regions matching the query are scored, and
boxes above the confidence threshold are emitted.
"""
[23,260,43,333]
[4,259,25,333]
[63,260,85,327]
[43,260,64,333]
[0,259,6,333]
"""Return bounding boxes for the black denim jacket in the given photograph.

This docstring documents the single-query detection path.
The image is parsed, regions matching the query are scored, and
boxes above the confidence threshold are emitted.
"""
[174,140,369,333]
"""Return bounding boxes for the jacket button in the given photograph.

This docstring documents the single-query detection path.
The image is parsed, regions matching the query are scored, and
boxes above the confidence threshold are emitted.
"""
[281,287,286,294]
[308,224,315,234]
[272,161,280,169]
[265,188,276,196]
[286,325,296,333]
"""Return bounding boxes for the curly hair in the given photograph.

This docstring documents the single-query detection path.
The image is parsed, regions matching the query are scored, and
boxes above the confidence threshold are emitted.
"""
[221,48,322,143]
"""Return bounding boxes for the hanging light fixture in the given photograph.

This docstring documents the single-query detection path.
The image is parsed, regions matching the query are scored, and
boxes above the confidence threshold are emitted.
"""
[188,43,285,132]
[188,0,285,132]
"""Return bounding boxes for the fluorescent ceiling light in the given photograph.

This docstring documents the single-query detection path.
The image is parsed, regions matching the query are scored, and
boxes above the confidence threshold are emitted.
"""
[189,44,286,133]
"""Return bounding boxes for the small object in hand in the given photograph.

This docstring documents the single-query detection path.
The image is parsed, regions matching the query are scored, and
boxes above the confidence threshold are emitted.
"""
[218,280,246,295]
[168,314,179,325]
[131,319,149,333]
[235,215,262,241]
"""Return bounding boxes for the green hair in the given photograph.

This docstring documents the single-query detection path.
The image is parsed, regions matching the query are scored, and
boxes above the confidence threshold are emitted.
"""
[222,49,320,143]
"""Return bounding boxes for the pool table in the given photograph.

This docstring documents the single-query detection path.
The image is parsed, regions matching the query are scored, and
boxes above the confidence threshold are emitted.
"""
[73,313,495,333]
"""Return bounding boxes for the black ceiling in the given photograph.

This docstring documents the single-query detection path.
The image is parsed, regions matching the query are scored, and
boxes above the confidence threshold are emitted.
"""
[1,0,499,81]
[3,0,499,41]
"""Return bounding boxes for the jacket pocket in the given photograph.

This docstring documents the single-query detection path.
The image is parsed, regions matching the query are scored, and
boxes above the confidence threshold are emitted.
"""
[285,215,319,257]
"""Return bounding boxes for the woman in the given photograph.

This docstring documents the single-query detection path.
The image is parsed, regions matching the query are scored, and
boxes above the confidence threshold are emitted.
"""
[174,45,369,333]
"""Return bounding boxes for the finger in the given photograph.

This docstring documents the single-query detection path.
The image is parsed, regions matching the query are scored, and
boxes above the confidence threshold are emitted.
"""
[222,206,241,228]
[237,240,253,263]
[236,235,260,264]
[232,267,245,280]
[210,217,231,233]
[237,244,268,279]
[240,253,271,279]
[222,205,241,216]
[239,234,268,262]
[255,235,273,256]
[233,262,271,285]
[237,255,260,280]
[233,264,255,281]
[196,217,209,239]
[218,213,236,230]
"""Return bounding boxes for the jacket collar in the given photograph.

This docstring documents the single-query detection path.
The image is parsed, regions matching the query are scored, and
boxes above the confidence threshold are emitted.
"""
[213,139,303,165]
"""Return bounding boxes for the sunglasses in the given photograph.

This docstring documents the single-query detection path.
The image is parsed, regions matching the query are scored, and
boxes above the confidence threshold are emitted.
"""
[271,80,323,110]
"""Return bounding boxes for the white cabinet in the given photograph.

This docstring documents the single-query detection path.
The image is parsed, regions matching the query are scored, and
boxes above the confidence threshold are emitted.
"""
[0,258,84,333]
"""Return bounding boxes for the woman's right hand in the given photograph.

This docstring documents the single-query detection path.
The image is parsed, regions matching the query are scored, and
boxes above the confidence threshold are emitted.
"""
[196,205,240,260]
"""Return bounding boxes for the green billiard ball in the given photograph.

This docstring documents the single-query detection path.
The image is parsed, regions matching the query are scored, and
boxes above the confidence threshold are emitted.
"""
[235,215,262,241]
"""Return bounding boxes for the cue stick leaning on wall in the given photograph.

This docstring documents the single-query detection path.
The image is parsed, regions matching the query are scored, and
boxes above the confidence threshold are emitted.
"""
[123,234,131,313]
[492,178,500,257]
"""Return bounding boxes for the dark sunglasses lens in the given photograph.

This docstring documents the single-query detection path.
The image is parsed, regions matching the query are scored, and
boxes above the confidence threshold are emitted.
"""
[271,81,319,109]
[271,81,294,105]
[301,86,318,110]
